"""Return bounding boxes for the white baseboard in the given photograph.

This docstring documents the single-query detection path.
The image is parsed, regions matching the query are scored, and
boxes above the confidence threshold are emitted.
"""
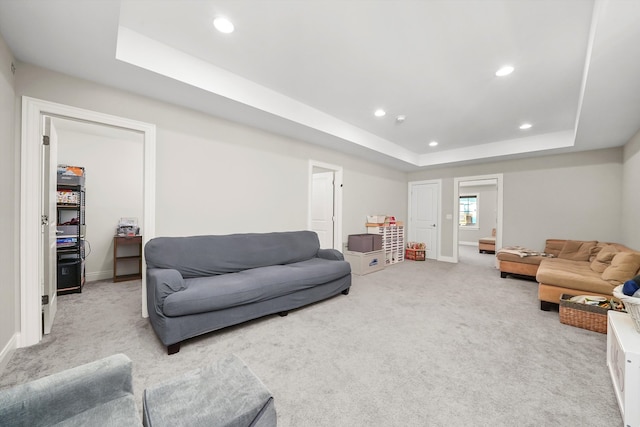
[85,270,113,282]
[438,256,456,263]
[458,241,478,247]
[0,333,18,374]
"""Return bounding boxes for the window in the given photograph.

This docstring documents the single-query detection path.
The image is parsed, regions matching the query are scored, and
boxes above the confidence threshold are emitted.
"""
[459,195,478,227]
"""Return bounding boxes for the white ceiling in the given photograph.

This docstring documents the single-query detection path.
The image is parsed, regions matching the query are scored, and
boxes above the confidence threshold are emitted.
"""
[1,0,639,171]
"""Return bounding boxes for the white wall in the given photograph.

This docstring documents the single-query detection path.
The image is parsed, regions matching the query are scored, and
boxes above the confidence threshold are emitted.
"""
[56,122,143,281]
[622,129,640,249]
[0,34,17,370]
[409,148,624,256]
[15,63,407,242]
[502,153,622,248]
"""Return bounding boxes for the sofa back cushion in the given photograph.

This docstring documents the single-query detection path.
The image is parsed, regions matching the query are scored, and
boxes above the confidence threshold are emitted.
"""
[601,252,640,285]
[145,231,321,278]
[590,245,619,273]
[558,240,597,261]
[544,239,566,257]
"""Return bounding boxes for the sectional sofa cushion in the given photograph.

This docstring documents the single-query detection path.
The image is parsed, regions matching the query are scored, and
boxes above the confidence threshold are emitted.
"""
[590,245,619,273]
[543,239,566,257]
[558,240,597,261]
[601,252,640,285]
[537,258,615,295]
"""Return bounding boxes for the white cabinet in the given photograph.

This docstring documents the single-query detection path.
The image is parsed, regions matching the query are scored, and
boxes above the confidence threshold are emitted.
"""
[366,224,404,265]
[607,310,640,427]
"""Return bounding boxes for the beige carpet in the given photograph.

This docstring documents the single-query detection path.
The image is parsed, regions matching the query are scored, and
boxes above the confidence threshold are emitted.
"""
[0,246,621,426]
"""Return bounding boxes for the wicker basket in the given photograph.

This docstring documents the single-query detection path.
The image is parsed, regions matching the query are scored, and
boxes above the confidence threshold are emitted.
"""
[559,294,613,334]
[613,285,640,333]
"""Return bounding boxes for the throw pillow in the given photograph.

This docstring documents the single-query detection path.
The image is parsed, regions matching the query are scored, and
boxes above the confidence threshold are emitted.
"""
[590,245,619,273]
[558,240,597,261]
[589,244,604,262]
[602,252,640,285]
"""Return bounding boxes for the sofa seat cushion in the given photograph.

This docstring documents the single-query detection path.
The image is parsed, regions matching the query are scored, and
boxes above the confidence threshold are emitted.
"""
[163,258,351,317]
[537,258,614,295]
[56,395,141,427]
[496,252,545,266]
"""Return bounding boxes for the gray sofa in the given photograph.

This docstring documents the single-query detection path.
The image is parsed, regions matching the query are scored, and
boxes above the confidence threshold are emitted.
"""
[145,230,351,354]
[0,354,140,426]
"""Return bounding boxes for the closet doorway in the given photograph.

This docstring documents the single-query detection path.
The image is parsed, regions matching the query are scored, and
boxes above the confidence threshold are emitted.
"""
[20,96,156,348]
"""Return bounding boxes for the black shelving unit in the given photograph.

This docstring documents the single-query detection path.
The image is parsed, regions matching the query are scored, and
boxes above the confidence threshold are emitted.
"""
[56,166,86,294]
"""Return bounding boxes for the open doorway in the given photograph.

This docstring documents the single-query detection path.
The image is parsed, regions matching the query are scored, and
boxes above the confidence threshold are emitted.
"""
[308,160,343,250]
[53,118,144,283]
[20,96,156,348]
[453,174,503,265]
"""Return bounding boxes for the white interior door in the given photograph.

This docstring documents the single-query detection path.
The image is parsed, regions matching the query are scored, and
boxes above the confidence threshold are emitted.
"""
[311,171,335,249]
[42,116,58,334]
[409,181,439,260]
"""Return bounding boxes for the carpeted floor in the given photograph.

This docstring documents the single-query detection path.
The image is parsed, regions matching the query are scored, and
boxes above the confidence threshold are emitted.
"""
[1,246,621,426]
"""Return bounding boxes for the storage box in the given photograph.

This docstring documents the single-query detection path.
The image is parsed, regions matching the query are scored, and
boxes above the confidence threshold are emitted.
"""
[57,259,80,289]
[57,225,78,237]
[348,234,382,252]
[366,215,386,224]
[57,165,85,186]
[405,248,426,261]
[344,250,385,275]
[56,237,78,248]
[559,294,610,334]
[56,190,79,204]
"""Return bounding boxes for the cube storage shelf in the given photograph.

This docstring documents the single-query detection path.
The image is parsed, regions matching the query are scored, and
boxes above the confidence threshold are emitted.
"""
[113,235,143,282]
[607,310,640,427]
[366,223,405,265]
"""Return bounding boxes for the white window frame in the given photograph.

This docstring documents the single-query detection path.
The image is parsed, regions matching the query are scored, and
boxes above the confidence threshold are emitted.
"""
[459,193,479,230]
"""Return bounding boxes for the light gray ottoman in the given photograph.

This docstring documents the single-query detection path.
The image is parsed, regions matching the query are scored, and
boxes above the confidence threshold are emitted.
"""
[142,354,276,427]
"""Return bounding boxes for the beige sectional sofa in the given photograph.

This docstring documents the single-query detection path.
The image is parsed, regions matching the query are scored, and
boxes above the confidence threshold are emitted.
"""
[538,240,640,310]
[498,239,640,310]
[497,239,565,279]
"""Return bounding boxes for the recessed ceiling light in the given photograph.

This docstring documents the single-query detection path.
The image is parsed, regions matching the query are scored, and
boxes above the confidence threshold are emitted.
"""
[495,65,514,77]
[213,16,235,33]
[374,109,386,117]
[429,141,438,147]
[395,115,406,123]
[519,123,532,130]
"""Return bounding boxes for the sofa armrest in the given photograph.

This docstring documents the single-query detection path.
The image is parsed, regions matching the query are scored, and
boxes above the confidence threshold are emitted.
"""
[0,354,136,426]
[147,268,186,312]
[317,248,345,261]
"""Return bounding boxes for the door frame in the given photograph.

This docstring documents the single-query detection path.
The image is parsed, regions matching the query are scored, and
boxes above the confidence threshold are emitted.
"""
[307,160,343,251]
[407,179,442,260]
[452,173,503,263]
[20,96,156,347]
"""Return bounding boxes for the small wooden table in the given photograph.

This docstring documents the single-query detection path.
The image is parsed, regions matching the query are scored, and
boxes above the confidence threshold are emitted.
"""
[113,235,142,282]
